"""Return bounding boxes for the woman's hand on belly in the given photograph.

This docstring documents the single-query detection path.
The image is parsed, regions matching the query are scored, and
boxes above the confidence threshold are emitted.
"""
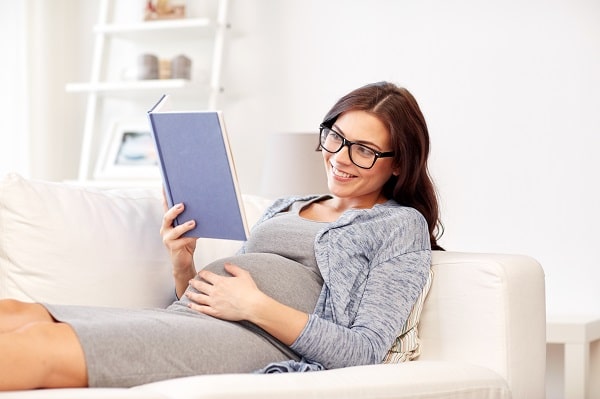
[186,263,261,321]
[186,263,309,346]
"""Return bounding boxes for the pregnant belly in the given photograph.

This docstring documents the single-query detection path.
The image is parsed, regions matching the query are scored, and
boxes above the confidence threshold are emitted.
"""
[194,253,323,314]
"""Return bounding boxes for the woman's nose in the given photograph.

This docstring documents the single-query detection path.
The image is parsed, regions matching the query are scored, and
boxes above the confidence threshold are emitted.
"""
[332,145,352,164]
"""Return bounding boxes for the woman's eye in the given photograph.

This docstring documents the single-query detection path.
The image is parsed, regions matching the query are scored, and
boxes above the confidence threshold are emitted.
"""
[329,131,343,141]
[356,145,374,157]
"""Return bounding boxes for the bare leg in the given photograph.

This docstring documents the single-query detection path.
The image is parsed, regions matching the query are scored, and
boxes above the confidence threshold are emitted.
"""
[0,299,54,333]
[0,300,88,390]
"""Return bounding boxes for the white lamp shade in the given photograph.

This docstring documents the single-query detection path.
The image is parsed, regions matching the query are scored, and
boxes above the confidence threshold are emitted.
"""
[260,132,329,198]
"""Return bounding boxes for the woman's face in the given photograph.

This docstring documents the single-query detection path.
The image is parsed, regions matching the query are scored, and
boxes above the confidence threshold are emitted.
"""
[322,110,397,206]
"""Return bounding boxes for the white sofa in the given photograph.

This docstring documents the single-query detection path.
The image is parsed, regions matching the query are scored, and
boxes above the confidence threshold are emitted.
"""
[0,173,547,399]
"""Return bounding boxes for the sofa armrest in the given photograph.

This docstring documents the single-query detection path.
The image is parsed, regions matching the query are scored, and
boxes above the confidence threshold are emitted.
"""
[420,251,546,399]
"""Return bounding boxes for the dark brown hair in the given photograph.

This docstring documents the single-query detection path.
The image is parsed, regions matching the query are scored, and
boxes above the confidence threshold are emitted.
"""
[322,81,444,250]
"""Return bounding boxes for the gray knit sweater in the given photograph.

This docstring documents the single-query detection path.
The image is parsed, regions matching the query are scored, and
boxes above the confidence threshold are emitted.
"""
[240,195,432,372]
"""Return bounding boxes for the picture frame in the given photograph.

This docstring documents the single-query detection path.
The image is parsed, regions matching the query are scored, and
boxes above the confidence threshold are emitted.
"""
[94,119,160,180]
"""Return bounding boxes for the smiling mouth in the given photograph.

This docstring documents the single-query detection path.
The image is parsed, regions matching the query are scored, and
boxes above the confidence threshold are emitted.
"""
[331,165,356,179]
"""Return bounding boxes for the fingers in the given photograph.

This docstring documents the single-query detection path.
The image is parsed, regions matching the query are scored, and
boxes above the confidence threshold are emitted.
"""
[161,203,184,231]
[189,273,213,291]
[223,262,245,277]
[187,299,216,317]
[186,277,217,314]
[185,265,258,322]
[197,264,245,282]
[184,287,214,315]
[160,203,196,240]
[196,269,220,285]
[186,273,234,319]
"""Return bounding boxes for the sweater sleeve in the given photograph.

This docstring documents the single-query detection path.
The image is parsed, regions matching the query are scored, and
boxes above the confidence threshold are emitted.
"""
[291,208,431,369]
[290,249,430,368]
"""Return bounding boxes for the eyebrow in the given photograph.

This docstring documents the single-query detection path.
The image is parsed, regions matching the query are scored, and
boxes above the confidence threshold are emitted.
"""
[331,123,384,150]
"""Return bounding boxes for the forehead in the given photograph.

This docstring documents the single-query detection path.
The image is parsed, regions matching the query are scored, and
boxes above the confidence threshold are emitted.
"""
[333,110,390,147]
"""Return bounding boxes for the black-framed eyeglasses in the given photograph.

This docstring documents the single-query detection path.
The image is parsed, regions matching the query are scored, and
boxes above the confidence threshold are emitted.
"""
[319,124,395,169]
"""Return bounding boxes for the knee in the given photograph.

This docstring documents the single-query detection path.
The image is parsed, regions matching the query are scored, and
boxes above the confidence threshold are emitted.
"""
[0,299,29,314]
[0,299,52,330]
[2,322,88,389]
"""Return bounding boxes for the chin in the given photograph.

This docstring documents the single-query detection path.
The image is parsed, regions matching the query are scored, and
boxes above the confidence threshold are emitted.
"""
[326,183,353,198]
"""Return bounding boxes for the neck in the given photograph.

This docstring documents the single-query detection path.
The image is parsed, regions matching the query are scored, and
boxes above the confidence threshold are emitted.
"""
[327,193,387,213]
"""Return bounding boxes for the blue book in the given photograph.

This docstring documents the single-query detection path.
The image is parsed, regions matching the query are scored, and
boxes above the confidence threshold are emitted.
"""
[147,95,249,241]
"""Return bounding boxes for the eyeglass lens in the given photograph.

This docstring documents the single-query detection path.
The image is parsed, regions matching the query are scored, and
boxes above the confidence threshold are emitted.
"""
[320,127,378,169]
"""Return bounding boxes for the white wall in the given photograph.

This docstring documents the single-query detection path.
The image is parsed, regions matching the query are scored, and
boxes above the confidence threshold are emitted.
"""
[0,0,94,180]
[221,0,600,319]
[26,1,93,181]
[0,1,29,176]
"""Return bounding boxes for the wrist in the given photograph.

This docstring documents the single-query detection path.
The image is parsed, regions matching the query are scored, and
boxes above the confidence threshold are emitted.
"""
[173,261,196,279]
[245,293,309,346]
[173,267,196,280]
[245,290,270,324]
[173,262,197,300]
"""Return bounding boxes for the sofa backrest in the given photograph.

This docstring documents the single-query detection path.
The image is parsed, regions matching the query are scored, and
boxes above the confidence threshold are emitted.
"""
[0,173,270,308]
[0,173,174,307]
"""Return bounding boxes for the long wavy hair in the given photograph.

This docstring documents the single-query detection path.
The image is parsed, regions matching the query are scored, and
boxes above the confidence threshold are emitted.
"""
[322,81,444,250]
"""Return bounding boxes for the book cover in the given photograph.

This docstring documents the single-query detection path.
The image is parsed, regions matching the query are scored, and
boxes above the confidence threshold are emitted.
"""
[147,95,249,241]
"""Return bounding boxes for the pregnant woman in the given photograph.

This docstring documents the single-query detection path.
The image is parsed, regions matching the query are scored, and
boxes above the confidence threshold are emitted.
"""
[0,81,443,390]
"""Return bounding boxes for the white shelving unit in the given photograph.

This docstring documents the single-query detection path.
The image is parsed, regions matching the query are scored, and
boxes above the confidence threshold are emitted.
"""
[66,0,229,184]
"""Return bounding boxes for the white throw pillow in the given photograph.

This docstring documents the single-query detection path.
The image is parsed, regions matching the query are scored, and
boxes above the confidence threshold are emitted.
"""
[382,268,434,363]
[0,173,174,308]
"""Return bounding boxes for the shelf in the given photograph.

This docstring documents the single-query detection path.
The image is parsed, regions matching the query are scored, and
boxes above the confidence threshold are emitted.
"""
[69,0,229,182]
[94,18,213,41]
[65,79,211,102]
[66,79,194,93]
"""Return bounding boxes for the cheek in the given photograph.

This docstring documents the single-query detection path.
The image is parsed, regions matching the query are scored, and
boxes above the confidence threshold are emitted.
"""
[368,164,394,184]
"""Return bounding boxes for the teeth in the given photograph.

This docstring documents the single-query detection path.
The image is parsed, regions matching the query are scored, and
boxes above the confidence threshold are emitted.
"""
[332,166,354,178]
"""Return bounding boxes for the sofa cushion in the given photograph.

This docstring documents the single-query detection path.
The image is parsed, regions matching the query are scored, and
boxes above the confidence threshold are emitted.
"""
[0,173,174,308]
[382,267,433,363]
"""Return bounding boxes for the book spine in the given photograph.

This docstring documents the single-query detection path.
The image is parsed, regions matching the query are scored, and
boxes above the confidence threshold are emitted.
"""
[147,112,178,226]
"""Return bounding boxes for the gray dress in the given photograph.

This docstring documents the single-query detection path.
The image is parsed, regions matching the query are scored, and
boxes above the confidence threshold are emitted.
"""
[44,201,325,387]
